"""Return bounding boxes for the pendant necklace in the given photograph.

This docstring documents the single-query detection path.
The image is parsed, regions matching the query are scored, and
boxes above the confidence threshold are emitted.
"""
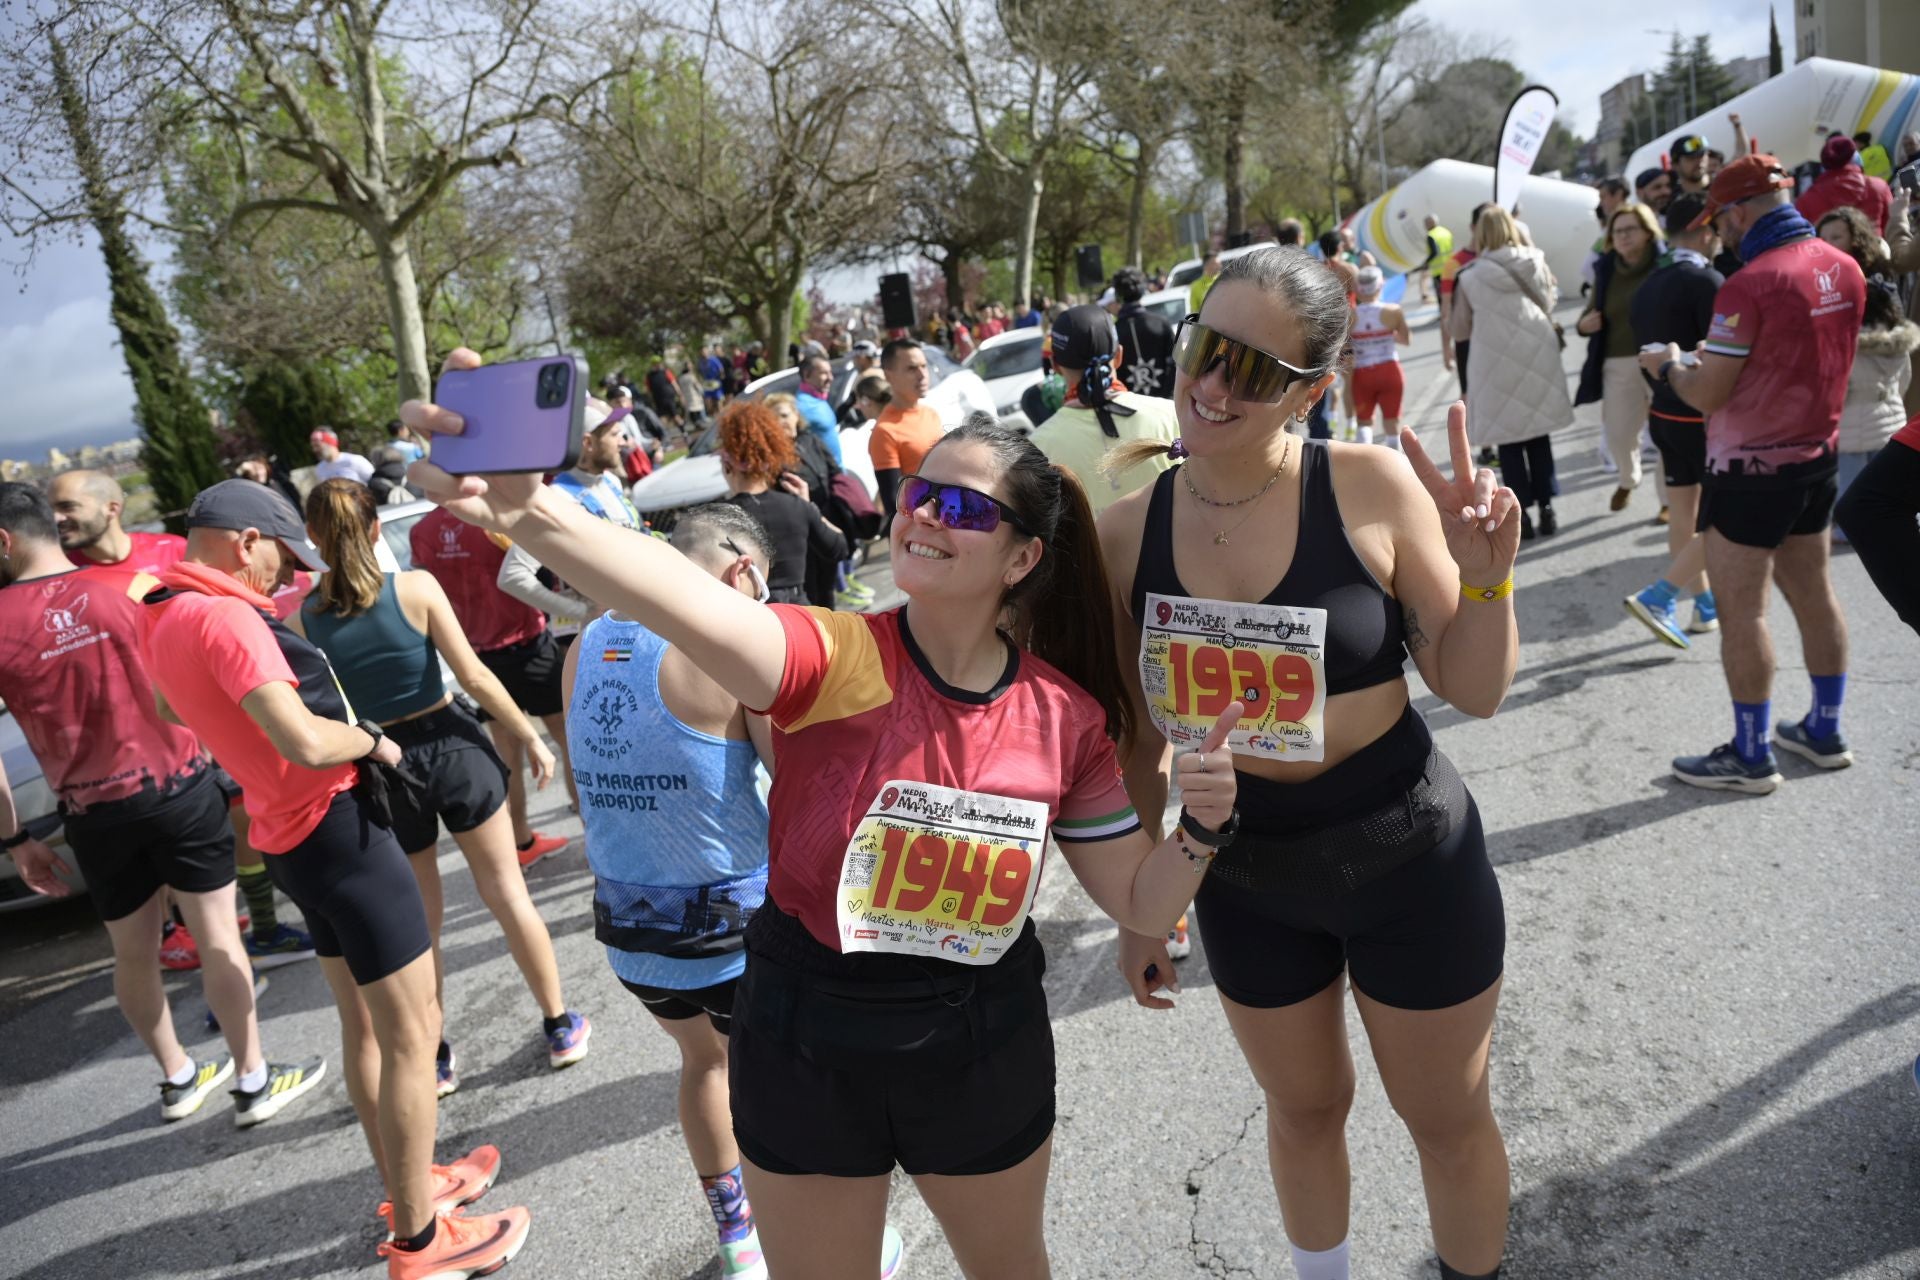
[1183,436,1291,545]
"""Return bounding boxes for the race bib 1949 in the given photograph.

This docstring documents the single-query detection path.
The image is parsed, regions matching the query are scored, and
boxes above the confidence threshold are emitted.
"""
[836,780,1050,966]
[1140,592,1329,762]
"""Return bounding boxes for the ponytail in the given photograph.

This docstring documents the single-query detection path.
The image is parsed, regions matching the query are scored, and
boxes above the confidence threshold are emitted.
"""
[936,415,1133,746]
[304,478,384,617]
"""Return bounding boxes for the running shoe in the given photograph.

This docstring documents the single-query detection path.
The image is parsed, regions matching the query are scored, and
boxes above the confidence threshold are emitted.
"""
[1166,916,1192,962]
[1623,589,1690,649]
[159,920,200,971]
[1655,505,1671,526]
[1687,594,1719,635]
[378,1206,530,1280]
[205,973,269,1034]
[160,1055,234,1121]
[719,1227,768,1280]
[232,1057,327,1127]
[436,1041,459,1099]
[546,1011,591,1069]
[1911,1052,1920,1100]
[516,832,567,870]
[1672,744,1782,795]
[880,1224,904,1279]
[1773,719,1854,770]
[246,922,317,970]
[1609,486,1631,512]
[840,577,876,603]
[378,1145,504,1234]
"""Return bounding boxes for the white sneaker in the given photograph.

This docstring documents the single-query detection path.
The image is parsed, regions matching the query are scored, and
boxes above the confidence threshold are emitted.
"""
[1166,916,1192,962]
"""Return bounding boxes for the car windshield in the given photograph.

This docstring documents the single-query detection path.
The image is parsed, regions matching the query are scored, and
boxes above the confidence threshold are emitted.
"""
[967,339,1043,381]
[1167,263,1203,287]
[1147,297,1187,325]
[381,510,428,569]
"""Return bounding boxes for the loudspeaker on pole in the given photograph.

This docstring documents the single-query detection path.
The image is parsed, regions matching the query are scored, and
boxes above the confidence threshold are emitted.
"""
[878,273,916,331]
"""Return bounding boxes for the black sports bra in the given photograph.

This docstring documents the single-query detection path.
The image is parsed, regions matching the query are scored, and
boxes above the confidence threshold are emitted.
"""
[1128,441,1408,695]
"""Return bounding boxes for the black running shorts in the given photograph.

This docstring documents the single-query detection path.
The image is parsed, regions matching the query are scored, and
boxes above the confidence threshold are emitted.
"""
[729,911,1056,1179]
[262,788,431,985]
[65,769,234,922]
[1697,458,1838,549]
[1648,417,1707,488]
[620,975,737,1034]
[385,702,509,854]
[476,630,565,719]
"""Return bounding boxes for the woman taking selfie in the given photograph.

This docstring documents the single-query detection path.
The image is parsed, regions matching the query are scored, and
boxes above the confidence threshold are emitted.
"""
[1099,245,1521,1280]
[402,361,1243,1279]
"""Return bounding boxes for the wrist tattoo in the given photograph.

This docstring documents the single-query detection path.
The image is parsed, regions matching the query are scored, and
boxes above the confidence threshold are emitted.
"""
[1403,605,1432,655]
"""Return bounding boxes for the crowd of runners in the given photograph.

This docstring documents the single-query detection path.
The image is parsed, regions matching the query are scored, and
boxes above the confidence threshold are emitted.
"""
[3,127,1919,1280]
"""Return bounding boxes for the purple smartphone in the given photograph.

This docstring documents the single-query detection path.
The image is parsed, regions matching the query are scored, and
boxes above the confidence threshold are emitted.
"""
[430,355,590,475]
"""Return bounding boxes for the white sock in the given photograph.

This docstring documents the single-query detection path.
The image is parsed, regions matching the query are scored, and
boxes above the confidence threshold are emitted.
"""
[165,1059,196,1087]
[1290,1237,1351,1280]
[236,1063,268,1094]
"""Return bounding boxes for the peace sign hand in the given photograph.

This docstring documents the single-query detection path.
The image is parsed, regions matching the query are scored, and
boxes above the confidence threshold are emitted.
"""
[1399,401,1521,587]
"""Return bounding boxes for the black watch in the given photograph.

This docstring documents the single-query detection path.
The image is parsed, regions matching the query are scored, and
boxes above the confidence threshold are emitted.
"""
[355,718,387,760]
[1177,807,1241,850]
[3,827,31,850]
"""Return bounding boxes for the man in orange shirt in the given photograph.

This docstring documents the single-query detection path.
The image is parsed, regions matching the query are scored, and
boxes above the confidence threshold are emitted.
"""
[867,338,946,521]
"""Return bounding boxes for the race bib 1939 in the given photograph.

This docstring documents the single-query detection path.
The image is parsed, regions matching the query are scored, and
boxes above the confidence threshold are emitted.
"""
[1140,592,1329,762]
[836,780,1050,966]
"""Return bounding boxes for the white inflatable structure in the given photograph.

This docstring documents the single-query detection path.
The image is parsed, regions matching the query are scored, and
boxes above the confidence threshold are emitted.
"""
[1625,57,1920,179]
[1348,159,1599,297]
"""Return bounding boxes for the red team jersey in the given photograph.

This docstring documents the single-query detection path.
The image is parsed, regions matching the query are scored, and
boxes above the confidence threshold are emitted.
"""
[410,508,546,653]
[0,567,206,814]
[65,530,186,577]
[1701,237,1866,474]
[757,606,1139,954]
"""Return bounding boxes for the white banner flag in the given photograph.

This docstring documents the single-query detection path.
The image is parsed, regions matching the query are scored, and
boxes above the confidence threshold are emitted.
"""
[1495,85,1560,211]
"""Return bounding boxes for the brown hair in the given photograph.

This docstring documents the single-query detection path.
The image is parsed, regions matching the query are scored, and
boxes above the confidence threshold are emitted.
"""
[853,372,891,406]
[930,413,1132,746]
[717,401,798,486]
[1605,203,1662,254]
[304,479,383,617]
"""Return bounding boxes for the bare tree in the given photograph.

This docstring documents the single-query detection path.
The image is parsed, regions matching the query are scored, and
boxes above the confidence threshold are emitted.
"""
[1086,9,1189,268]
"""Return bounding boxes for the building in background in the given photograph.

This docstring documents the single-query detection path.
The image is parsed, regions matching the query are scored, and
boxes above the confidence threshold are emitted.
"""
[1595,73,1651,174]
[1796,0,1920,73]
[1725,55,1770,94]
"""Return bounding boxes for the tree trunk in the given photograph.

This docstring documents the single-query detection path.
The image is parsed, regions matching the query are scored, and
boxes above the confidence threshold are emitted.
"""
[1223,94,1247,240]
[767,266,802,373]
[52,33,221,531]
[1125,138,1158,268]
[1013,163,1045,307]
[1051,254,1068,304]
[369,226,431,406]
[941,250,966,310]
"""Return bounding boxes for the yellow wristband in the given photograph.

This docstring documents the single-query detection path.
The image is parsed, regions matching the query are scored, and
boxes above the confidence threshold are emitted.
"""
[1461,577,1514,602]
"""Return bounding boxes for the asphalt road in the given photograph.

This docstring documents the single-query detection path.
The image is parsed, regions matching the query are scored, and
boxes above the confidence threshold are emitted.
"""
[4,306,1919,1279]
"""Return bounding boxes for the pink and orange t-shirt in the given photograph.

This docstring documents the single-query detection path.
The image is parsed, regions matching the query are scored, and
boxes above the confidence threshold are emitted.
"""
[138,562,357,853]
[755,605,1139,955]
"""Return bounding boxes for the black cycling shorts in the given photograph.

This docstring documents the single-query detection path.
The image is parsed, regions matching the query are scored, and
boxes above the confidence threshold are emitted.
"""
[262,788,431,986]
[729,909,1055,1179]
[1648,416,1707,488]
[386,702,509,854]
[620,975,737,1034]
[477,630,565,719]
[1697,457,1838,549]
[65,769,234,922]
[1192,709,1505,1012]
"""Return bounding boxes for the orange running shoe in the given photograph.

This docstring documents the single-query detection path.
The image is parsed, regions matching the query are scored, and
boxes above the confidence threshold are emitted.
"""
[378,1206,529,1280]
[515,832,568,870]
[378,1145,503,1234]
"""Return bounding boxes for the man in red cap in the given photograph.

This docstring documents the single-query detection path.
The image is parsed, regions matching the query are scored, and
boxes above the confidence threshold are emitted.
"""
[1796,134,1891,233]
[310,428,375,486]
[1637,154,1865,796]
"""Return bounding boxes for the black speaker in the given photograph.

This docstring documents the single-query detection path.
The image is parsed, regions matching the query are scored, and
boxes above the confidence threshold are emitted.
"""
[1075,244,1105,288]
[878,273,916,330]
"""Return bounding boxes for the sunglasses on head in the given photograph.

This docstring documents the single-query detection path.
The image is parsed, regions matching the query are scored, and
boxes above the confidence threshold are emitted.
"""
[1173,316,1324,403]
[899,475,1031,535]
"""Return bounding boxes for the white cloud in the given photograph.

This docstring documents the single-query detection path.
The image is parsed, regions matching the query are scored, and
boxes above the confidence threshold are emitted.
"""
[1409,0,1774,135]
[0,296,136,449]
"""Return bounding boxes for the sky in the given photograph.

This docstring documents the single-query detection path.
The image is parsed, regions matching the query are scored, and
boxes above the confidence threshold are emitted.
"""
[0,0,1779,452]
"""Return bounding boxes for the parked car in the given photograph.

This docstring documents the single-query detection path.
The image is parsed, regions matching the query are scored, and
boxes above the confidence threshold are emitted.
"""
[1141,285,1191,327]
[630,351,1000,521]
[0,702,81,911]
[1163,240,1279,291]
[963,328,1045,433]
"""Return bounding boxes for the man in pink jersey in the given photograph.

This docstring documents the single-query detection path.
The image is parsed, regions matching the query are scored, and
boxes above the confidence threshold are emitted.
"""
[51,470,184,574]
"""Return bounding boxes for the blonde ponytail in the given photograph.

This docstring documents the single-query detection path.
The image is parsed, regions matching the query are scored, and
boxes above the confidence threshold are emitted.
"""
[305,479,384,617]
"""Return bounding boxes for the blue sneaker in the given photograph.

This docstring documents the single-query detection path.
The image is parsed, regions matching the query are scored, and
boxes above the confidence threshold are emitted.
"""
[1687,594,1718,635]
[1672,743,1783,795]
[1624,589,1690,649]
[436,1041,459,1099]
[1773,719,1853,769]
[546,1011,592,1069]
[1911,1053,1920,1100]
[245,923,316,970]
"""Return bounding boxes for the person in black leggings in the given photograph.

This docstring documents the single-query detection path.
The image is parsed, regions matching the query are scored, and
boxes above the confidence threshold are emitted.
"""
[1834,418,1920,637]
[1099,245,1522,1280]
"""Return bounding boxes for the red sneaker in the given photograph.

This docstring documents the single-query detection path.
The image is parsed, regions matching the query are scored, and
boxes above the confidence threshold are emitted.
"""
[378,1206,530,1279]
[515,832,567,870]
[159,921,201,972]
[378,1145,503,1233]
